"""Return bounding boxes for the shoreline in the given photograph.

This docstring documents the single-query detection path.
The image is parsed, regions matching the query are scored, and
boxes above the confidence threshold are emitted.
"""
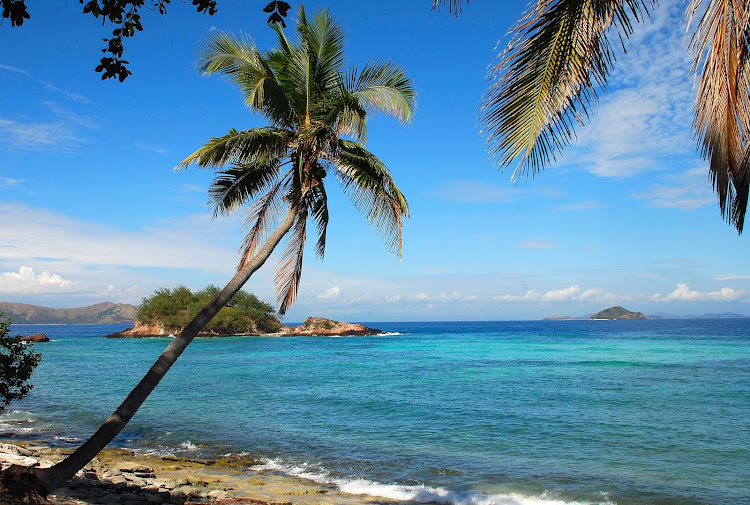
[1,439,399,505]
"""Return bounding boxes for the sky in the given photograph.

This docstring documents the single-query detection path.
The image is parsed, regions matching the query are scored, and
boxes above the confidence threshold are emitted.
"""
[1,0,749,321]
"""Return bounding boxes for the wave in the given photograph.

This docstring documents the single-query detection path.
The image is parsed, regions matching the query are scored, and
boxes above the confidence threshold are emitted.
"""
[378,332,402,336]
[258,460,612,505]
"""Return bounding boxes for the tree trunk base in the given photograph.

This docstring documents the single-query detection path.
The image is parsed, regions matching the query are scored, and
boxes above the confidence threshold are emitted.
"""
[0,465,50,505]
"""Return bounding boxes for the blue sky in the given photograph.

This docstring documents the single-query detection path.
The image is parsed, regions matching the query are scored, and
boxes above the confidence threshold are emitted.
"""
[1,0,749,321]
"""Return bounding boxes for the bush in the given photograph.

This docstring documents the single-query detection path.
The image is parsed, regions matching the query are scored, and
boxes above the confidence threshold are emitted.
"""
[0,314,41,414]
[136,286,280,334]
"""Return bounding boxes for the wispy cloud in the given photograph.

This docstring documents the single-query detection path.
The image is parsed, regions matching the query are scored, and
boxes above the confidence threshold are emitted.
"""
[0,177,27,187]
[41,82,91,104]
[0,102,96,152]
[430,179,520,203]
[516,240,557,249]
[0,63,30,75]
[565,0,696,178]
[632,166,714,211]
[134,141,169,155]
[712,274,750,281]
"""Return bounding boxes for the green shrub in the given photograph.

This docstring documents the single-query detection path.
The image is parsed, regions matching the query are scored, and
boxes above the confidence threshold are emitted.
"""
[0,314,41,414]
[136,286,280,334]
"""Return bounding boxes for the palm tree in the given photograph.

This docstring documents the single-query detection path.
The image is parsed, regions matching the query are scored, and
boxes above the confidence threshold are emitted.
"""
[434,0,750,233]
[30,6,414,494]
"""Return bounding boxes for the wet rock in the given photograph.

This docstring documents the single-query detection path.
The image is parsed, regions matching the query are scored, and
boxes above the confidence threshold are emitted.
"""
[20,333,50,342]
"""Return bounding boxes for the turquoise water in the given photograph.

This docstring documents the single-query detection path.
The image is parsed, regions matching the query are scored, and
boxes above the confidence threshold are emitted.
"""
[2,320,749,505]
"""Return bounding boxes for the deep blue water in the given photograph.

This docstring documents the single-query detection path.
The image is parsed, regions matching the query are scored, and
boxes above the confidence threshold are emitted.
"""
[2,320,749,505]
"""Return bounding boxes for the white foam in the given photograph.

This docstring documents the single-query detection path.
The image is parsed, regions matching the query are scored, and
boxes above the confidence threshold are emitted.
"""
[378,332,402,336]
[257,460,612,505]
[180,440,197,451]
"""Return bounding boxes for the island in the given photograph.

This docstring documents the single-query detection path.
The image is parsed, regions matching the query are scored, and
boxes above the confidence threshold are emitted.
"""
[106,317,382,338]
[590,306,645,320]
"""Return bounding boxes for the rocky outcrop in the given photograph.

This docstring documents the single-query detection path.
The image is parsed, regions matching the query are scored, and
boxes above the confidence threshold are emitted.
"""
[283,317,382,336]
[105,320,278,339]
[19,334,50,343]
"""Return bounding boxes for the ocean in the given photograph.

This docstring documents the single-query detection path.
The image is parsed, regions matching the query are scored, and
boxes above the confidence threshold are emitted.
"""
[2,320,748,505]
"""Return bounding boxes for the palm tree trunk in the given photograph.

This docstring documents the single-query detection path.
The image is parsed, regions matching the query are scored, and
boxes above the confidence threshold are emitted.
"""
[34,205,299,493]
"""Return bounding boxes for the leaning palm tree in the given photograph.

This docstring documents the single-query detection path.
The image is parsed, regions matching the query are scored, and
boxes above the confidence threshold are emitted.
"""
[28,6,414,494]
[434,0,750,233]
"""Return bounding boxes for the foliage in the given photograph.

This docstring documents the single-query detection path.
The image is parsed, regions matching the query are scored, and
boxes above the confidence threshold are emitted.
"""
[439,0,750,233]
[0,313,41,415]
[136,285,282,333]
[263,0,291,27]
[179,6,415,315]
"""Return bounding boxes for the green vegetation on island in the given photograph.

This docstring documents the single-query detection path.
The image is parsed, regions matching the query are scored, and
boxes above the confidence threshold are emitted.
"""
[590,306,645,320]
[0,314,41,415]
[136,286,282,335]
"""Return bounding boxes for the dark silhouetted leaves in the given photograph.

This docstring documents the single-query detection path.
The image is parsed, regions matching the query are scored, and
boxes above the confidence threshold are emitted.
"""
[265,0,290,27]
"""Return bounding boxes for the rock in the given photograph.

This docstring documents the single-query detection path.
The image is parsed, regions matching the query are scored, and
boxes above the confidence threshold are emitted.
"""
[0,453,40,468]
[283,317,383,336]
[97,494,123,504]
[215,499,270,505]
[0,444,34,457]
[19,333,50,342]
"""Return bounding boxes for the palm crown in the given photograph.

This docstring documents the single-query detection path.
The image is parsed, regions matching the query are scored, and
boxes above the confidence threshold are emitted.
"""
[179,7,415,313]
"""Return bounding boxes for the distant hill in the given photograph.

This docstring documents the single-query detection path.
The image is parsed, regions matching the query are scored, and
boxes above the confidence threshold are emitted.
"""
[0,302,137,324]
[591,306,645,320]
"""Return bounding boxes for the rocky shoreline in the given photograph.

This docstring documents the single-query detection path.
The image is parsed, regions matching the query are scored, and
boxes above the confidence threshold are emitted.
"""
[105,318,383,339]
[0,441,393,505]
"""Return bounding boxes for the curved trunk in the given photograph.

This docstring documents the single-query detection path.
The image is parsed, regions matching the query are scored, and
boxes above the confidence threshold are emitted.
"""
[34,205,299,493]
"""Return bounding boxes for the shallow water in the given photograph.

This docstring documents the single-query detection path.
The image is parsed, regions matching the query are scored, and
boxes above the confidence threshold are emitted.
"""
[3,320,749,505]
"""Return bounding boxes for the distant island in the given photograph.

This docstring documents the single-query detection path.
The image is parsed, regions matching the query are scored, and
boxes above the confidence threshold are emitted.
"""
[0,301,137,324]
[590,307,645,320]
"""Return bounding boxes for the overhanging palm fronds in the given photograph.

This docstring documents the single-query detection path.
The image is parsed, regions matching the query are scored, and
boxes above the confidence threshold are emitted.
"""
[688,0,750,232]
[481,0,655,182]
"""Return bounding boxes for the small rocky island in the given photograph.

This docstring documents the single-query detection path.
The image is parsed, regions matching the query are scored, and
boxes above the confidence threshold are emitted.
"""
[106,317,382,338]
[590,306,645,320]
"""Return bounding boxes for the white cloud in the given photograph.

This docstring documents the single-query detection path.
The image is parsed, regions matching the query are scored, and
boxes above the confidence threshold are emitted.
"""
[566,0,696,178]
[134,141,169,155]
[712,274,750,281]
[318,285,341,299]
[493,290,539,302]
[415,292,430,300]
[516,240,557,249]
[651,283,746,302]
[0,266,75,295]
[430,179,519,203]
[0,177,27,187]
[633,167,714,210]
[541,285,581,302]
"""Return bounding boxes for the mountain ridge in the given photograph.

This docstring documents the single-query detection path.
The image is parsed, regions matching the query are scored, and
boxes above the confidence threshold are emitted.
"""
[0,301,137,324]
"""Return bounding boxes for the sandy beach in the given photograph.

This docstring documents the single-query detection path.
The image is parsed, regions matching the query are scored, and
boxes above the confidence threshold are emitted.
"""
[0,440,397,505]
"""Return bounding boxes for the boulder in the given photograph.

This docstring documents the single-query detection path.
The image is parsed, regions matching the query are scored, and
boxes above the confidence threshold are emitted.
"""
[19,333,49,342]
[283,317,382,336]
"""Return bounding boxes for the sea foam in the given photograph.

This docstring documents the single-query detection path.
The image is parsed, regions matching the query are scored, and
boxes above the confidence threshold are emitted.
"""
[258,460,611,505]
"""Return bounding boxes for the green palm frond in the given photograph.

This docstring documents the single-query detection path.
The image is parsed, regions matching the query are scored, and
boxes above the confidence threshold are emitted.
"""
[307,177,329,259]
[481,0,655,181]
[178,127,290,169]
[238,171,292,267]
[334,140,409,256]
[208,161,282,217]
[275,209,308,315]
[346,61,416,125]
[197,32,295,126]
[306,8,345,89]
[688,0,750,232]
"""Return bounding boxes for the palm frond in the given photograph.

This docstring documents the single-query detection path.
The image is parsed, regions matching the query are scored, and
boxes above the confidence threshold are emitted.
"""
[432,0,469,15]
[481,0,655,181]
[334,140,409,256]
[688,0,750,232]
[274,209,308,315]
[177,127,290,169]
[307,176,329,259]
[306,9,346,91]
[197,32,295,126]
[238,170,292,267]
[345,61,416,125]
[208,161,282,217]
